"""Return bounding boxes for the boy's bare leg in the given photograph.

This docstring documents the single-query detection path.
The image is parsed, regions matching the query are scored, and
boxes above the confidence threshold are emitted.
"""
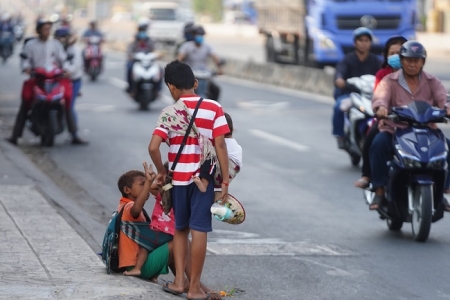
[186,229,208,300]
[166,228,190,294]
[192,176,208,193]
[124,248,148,276]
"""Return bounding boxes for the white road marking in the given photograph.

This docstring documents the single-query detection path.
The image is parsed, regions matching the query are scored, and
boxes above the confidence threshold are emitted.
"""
[249,129,309,152]
[108,77,128,89]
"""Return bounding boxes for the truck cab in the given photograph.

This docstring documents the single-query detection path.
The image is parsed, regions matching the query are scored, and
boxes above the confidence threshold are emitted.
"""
[308,0,417,66]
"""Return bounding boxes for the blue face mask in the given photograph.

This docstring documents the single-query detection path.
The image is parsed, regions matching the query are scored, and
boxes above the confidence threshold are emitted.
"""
[137,32,147,40]
[194,35,204,44]
[387,54,401,69]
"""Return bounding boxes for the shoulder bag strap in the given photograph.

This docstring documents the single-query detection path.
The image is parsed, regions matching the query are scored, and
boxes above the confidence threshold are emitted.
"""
[170,97,203,172]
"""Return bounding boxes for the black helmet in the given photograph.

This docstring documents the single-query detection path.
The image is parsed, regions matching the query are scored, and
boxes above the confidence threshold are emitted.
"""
[195,25,205,36]
[54,26,71,38]
[35,19,52,34]
[385,35,407,48]
[400,40,426,59]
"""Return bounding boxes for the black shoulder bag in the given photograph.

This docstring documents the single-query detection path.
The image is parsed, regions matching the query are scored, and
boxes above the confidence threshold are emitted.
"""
[161,98,203,214]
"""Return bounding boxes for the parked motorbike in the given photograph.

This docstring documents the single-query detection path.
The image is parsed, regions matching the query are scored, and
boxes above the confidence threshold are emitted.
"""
[130,51,162,111]
[340,74,375,166]
[84,36,103,81]
[0,31,14,63]
[364,101,448,242]
[28,67,66,147]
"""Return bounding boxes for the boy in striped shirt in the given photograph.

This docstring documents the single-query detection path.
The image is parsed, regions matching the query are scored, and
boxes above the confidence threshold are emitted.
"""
[149,60,229,300]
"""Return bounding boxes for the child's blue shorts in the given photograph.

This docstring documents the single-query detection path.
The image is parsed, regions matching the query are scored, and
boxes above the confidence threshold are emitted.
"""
[172,180,214,232]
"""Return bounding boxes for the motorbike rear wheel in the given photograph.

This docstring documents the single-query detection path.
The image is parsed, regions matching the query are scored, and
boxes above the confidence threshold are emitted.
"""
[411,184,433,242]
[350,154,361,166]
[138,89,152,111]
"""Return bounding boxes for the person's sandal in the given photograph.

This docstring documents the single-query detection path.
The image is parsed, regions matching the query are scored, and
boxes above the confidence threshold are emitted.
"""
[370,195,384,210]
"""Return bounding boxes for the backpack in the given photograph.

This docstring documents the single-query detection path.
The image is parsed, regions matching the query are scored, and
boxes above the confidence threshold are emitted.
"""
[100,206,151,274]
[101,206,125,274]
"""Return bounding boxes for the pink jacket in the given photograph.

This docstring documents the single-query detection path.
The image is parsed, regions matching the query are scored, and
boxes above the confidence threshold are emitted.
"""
[372,70,448,133]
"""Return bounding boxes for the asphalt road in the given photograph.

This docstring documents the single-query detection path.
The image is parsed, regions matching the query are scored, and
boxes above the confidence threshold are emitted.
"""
[2,48,450,300]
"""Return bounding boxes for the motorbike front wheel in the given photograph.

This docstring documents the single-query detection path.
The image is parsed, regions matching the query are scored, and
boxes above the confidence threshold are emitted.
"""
[40,111,58,147]
[411,184,433,242]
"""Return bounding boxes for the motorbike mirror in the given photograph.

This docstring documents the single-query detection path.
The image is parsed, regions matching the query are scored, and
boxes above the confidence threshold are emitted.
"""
[67,54,74,61]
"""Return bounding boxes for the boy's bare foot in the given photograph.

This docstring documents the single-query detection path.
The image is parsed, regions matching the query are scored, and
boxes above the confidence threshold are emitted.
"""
[354,176,370,189]
[123,269,141,276]
[149,276,158,283]
[192,176,207,192]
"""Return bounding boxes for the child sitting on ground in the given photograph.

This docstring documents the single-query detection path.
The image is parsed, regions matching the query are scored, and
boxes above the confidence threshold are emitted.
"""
[193,112,243,193]
[123,162,175,277]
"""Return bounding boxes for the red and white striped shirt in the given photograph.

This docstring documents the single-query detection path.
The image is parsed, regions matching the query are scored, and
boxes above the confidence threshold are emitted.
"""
[153,95,229,185]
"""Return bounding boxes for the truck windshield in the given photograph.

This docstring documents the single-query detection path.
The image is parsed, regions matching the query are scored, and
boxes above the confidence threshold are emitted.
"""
[149,8,176,21]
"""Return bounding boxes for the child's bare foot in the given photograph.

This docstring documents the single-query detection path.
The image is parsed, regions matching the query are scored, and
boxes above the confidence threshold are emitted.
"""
[192,176,207,192]
[123,268,141,276]
[150,276,158,283]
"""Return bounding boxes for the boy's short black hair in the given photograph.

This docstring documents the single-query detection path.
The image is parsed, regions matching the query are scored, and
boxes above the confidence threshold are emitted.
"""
[117,170,145,197]
[164,60,195,90]
[224,112,233,135]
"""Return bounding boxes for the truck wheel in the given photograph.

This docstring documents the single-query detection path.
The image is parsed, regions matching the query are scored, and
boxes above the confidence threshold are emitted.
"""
[266,36,277,63]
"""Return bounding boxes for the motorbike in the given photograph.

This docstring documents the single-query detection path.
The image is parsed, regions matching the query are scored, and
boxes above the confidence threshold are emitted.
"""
[28,67,66,147]
[364,101,448,242]
[14,23,24,42]
[0,31,14,63]
[340,74,376,166]
[192,60,225,101]
[130,51,162,111]
[84,36,103,81]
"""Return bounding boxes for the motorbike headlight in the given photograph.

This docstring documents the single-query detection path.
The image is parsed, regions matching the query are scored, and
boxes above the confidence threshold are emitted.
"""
[427,152,447,170]
[398,149,422,169]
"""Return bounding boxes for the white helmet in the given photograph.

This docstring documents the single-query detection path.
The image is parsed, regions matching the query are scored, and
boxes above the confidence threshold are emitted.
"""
[138,18,150,30]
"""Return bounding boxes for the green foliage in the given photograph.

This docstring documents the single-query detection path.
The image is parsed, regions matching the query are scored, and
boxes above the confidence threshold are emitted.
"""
[193,0,223,22]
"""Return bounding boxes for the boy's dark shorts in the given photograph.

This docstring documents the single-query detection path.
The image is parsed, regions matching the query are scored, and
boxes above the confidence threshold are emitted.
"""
[199,159,215,183]
[172,180,214,232]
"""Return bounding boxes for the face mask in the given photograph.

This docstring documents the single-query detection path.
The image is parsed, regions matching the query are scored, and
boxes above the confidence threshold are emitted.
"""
[387,54,401,69]
[194,35,204,44]
[137,32,147,40]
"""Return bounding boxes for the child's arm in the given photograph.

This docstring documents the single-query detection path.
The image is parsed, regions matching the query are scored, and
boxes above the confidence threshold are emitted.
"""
[149,182,159,197]
[130,162,156,218]
[149,135,166,186]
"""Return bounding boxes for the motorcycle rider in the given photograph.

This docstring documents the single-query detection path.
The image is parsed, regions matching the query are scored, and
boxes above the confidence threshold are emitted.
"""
[177,25,224,100]
[0,13,15,54]
[5,20,74,145]
[354,35,408,189]
[332,27,381,149]
[125,20,156,93]
[54,26,88,145]
[81,20,103,71]
[369,41,450,211]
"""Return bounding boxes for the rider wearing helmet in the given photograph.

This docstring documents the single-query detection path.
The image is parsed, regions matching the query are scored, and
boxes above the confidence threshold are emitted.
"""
[354,35,408,189]
[0,13,15,49]
[6,20,74,145]
[125,19,156,93]
[369,41,450,211]
[333,27,381,149]
[54,26,88,144]
[82,20,103,41]
[177,25,224,99]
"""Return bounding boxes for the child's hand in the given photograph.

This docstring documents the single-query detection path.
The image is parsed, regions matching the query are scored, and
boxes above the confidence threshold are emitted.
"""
[143,162,156,182]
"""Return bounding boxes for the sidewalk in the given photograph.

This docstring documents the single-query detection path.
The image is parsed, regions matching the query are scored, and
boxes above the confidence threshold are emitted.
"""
[0,140,174,299]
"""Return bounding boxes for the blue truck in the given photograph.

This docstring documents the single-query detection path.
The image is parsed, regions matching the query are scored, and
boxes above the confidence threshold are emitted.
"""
[256,0,417,67]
